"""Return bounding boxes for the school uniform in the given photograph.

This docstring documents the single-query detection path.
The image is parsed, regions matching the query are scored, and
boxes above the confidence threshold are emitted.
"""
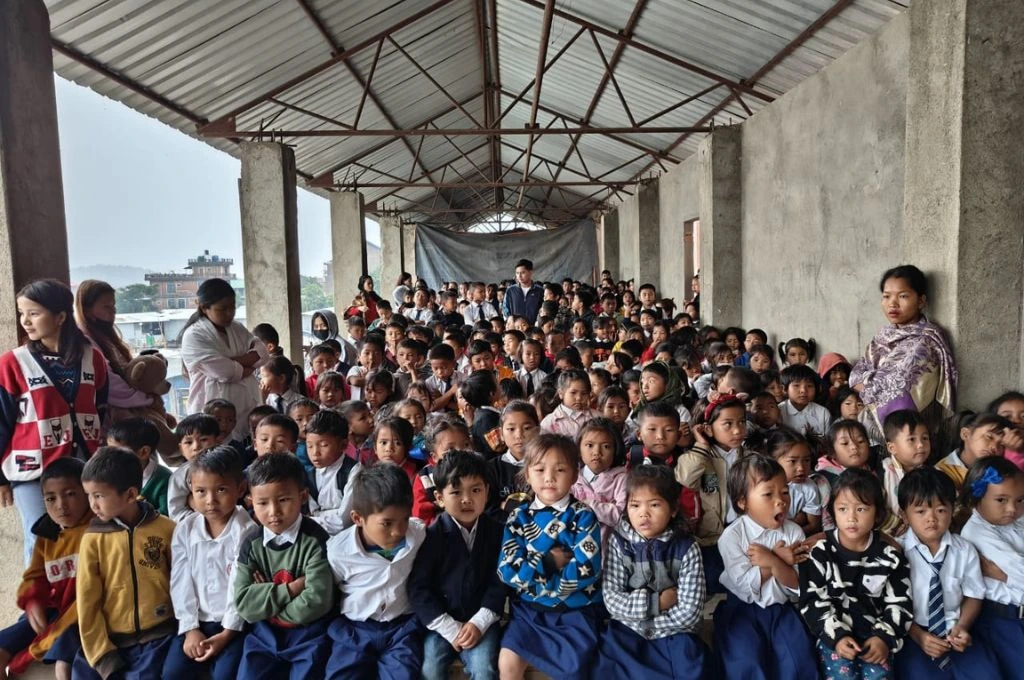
[515,366,548,396]
[164,507,256,680]
[788,479,822,522]
[346,365,367,401]
[306,456,360,535]
[488,452,528,520]
[472,407,506,459]
[716,515,817,679]
[409,513,506,680]
[265,389,301,414]
[596,517,708,679]
[894,529,999,679]
[166,463,191,522]
[539,404,599,439]
[571,465,628,544]
[425,371,462,401]
[961,511,1024,679]
[324,519,427,679]
[465,301,499,323]
[139,457,172,516]
[405,307,434,325]
[779,400,833,438]
[498,495,603,679]
[935,450,969,488]
[393,366,430,398]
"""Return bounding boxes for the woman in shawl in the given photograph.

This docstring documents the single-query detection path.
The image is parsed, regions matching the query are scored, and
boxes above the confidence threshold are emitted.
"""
[180,278,269,441]
[850,264,957,445]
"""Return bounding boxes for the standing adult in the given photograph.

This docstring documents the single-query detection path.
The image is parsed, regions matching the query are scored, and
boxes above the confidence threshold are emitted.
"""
[502,259,544,325]
[850,264,957,443]
[393,272,413,308]
[357,274,381,325]
[180,278,268,441]
[0,279,108,563]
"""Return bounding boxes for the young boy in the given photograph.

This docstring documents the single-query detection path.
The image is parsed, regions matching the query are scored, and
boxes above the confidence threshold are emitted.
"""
[880,410,932,537]
[253,414,299,457]
[443,330,470,373]
[305,410,359,535]
[468,339,514,382]
[409,451,506,680]
[164,413,221,521]
[515,339,548,397]
[895,467,998,677]
[339,400,376,466]
[394,338,430,398]
[325,464,427,678]
[74,447,176,679]
[0,459,90,680]
[348,336,385,401]
[778,365,832,438]
[233,453,335,678]
[108,418,171,516]
[425,343,460,412]
[502,330,524,372]
[203,399,240,449]
[165,447,256,679]
[305,344,340,399]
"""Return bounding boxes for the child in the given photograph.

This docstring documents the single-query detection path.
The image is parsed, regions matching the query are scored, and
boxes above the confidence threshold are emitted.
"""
[597,466,708,679]
[515,339,548,397]
[748,391,782,433]
[0,459,90,679]
[765,426,822,534]
[241,405,275,464]
[540,369,599,438]
[306,344,343,398]
[363,368,397,415]
[990,391,1024,469]
[716,455,816,679]
[936,411,1009,488]
[734,328,768,368]
[340,400,375,466]
[779,364,832,438]
[960,457,1024,677]
[409,451,506,680]
[799,468,913,679]
[287,397,319,473]
[253,413,299,457]
[203,398,241,451]
[395,398,429,461]
[393,338,429,397]
[412,417,475,522]
[461,370,506,459]
[587,368,612,405]
[107,418,171,516]
[324,464,427,678]
[880,410,932,537]
[74,447,177,679]
[233,453,335,678]
[630,361,694,432]
[817,352,851,409]
[165,447,256,680]
[779,337,816,367]
[260,355,302,413]
[304,410,359,536]
[425,343,460,411]
[895,467,999,678]
[813,419,873,530]
[599,385,631,437]
[748,344,777,374]
[571,418,628,543]
[315,370,348,411]
[491,401,539,518]
[347,336,384,401]
[497,434,603,679]
[406,381,434,414]
[622,369,642,409]
[373,416,418,482]
[834,385,865,421]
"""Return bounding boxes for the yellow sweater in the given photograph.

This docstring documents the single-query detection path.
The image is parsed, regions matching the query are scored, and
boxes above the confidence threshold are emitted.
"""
[76,502,176,677]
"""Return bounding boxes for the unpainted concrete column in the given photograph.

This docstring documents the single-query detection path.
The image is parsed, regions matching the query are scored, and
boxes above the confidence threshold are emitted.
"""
[379,216,403,298]
[902,0,1024,409]
[329,191,366,309]
[636,179,661,289]
[0,0,69,351]
[698,126,743,326]
[601,212,620,279]
[401,223,417,281]
[239,142,302,363]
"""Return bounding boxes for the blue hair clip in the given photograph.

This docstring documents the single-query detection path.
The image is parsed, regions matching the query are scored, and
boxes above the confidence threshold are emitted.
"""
[971,466,1004,499]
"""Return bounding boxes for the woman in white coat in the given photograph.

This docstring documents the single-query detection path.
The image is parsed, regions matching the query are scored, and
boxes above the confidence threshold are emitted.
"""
[180,278,268,441]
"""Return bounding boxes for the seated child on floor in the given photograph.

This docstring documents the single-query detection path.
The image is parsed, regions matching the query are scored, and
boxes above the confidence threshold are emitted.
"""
[304,410,359,536]
[571,417,628,544]
[880,410,932,537]
[107,417,171,517]
[163,413,220,521]
[489,401,538,519]
[764,427,821,534]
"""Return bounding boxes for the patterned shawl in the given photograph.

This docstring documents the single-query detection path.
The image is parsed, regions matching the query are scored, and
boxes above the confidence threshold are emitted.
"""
[849,318,957,415]
[630,361,683,420]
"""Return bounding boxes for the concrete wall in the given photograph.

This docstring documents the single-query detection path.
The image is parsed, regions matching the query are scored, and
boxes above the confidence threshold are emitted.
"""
[658,155,701,303]
[617,193,640,282]
[740,12,910,358]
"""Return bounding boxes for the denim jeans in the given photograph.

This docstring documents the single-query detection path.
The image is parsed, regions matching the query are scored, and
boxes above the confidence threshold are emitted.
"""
[421,625,501,680]
[13,481,45,566]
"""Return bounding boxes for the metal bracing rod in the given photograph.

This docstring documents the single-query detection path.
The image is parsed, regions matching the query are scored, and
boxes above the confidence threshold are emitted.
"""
[516,0,556,209]
[334,180,632,189]
[205,125,712,138]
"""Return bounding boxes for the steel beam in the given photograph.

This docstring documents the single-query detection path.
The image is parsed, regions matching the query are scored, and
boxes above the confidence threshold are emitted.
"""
[206,125,712,138]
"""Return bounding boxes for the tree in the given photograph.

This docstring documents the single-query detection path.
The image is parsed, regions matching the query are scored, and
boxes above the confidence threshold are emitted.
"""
[300,277,332,312]
[117,284,157,313]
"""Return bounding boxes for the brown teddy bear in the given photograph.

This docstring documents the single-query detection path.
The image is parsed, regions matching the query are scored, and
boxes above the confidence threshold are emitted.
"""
[109,354,184,465]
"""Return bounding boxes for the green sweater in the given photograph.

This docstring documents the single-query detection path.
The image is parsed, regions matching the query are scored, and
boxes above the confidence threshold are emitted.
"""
[233,517,335,627]
[140,464,171,517]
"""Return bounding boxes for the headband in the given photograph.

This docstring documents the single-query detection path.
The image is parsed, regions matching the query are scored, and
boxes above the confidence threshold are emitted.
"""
[703,394,744,422]
[971,466,1005,499]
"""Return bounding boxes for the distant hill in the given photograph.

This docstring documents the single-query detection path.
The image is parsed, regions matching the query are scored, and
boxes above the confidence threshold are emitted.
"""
[71,265,153,289]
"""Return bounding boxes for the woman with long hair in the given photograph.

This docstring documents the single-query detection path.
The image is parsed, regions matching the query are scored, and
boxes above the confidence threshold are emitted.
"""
[357,274,381,324]
[0,279,108,563]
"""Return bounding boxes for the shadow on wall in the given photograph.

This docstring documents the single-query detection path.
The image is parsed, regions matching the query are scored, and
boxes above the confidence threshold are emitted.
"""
[0,510,22,625]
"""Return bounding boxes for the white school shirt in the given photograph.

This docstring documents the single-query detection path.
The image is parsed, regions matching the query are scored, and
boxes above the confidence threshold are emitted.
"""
[263,513,303,548]
[171,507,256,634]
[167,464,192,522]
[346,365,367,401]
[961,511,1024,605]
[466,301,499,322]
[327,519,426,622]
[779,400,833,438]
[309,457,360,536]
[515,366,548,394]
[713,445,742,524]
[788,479,822,519]
[406,307,434,324]
[425,371,463,396]
[718,514,805,607]
[427,518,501,645]
[898,529,985,630]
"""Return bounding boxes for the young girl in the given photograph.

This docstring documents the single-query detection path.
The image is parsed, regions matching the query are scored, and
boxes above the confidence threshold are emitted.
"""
[393,398,428,463]
[606,352,634,380]
[362,369,396,416]
[799,468,913,678]
[404,381,434,414]
[812,419,873,530]
[717,455,817,679]
[316,371,347,411]
[411,416,473,524]
[540,369,599,439]
[497,434,603,679]
[339,400,375,466]
[748,344,777,374]
[597,466,708,679]
[989,391,1024,470]
[587,368,611,405]
[372,416,416,482]
[722,326,746,360]
[259,355,302,413]
[960,457,1024,677]
[817,352,851,409]
[599,386,631,437]
[765,427,822,534]
[834,386,865,421]
[529,386,559,424]
[286,398,318,473]
[628,362,693,443]
[779,337,816,367]
[936,411,1009,488]
[621,369,642,410]
[491,401,539,518]
[571,418,628,543]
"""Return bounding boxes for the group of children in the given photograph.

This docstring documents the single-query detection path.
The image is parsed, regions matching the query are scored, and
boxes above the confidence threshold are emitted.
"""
[4,272,1024,680]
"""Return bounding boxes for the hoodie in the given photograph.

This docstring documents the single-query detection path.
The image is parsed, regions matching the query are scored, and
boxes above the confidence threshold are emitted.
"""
[311,310,357,366]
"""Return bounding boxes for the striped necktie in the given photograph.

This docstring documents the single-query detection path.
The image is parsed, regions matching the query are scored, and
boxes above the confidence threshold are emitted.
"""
[926,556,945,637]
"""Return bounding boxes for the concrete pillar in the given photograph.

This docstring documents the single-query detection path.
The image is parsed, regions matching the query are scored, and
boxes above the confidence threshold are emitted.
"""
[379,216,403,298]
[698,126,743,326]
[635,179,661,290]
[682,220,696,294]
[329,191,366,310]
[902,0,1024,409]
[239,142,302,363]
[0,0,69,350]
[601,212,620,280]
[401,223,417,281]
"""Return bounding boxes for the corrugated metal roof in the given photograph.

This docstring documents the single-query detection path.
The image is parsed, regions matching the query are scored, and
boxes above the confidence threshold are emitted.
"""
[45,0,907,228]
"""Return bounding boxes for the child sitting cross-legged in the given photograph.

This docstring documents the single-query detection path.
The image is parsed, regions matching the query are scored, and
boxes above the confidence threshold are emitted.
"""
[73,447,177,680]
[0,459,91,680]
[304,409,359,536]
[410,450,506,680]
[164,446,256,680]
[233,453,335,679]
[324,464,427,678]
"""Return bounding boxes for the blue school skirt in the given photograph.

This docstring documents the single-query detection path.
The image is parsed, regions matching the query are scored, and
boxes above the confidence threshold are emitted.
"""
[595,619,707,679]
[971,602,1024,680]
[501,600,600,679]
[713,593,817,680]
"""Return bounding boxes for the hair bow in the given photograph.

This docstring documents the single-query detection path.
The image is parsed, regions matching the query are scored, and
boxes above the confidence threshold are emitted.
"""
[703,394,743,421]
[971,466,1004,499]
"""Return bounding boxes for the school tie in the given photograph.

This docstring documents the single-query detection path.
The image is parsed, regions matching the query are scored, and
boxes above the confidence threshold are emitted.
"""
[442,379,451,393]
[525,372,535,396]
[925,556,945,637]
[415,309,422,321]
[477,304,485,322]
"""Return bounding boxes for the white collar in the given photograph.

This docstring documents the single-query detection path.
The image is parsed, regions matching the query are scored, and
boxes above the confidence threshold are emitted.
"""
[500,451,525,466]
[262,514,303,546]
[141,457,157,484]
[902,526,951,560]
[315,455,346,477]
[454,517,478,545]
[529,493,572,511]
[739,513,776,538]
[191,506,246,542]
[582,466,599,483]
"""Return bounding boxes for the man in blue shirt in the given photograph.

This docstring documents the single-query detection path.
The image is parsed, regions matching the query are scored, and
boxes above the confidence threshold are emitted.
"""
[502,259,544,325]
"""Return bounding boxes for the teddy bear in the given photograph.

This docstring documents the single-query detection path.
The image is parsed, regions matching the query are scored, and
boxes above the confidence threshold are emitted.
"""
[109,354,184,465]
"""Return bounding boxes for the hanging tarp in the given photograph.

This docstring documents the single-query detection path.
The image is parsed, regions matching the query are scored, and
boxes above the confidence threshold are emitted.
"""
[414,220,599,288]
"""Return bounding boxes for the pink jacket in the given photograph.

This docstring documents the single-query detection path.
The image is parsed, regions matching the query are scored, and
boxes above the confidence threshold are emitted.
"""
[571,466,628,544]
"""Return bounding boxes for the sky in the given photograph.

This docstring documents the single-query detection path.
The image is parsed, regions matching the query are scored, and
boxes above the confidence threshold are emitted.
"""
[54,76,379,278]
